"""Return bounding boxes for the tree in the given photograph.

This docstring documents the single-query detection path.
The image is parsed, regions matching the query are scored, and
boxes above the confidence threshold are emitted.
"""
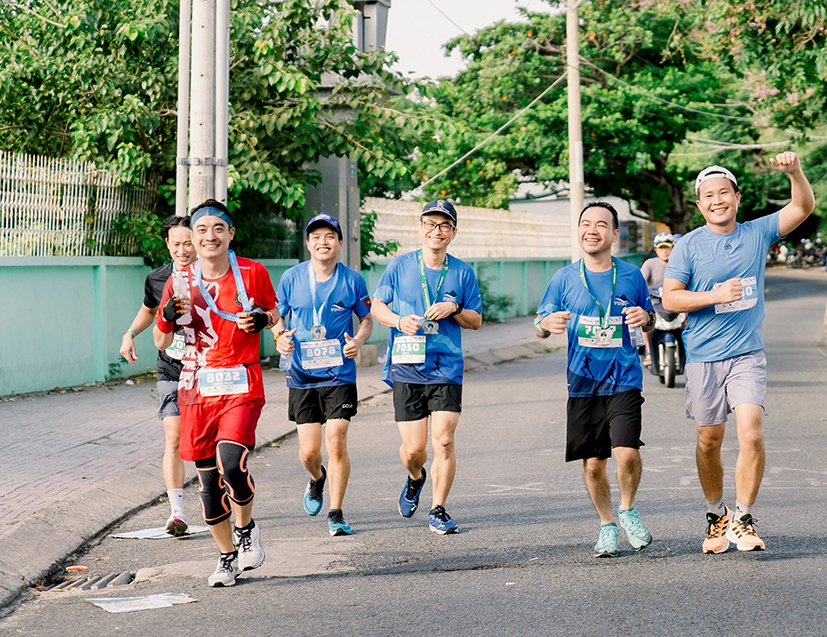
[412,1,763,233]
[0,0,448,262]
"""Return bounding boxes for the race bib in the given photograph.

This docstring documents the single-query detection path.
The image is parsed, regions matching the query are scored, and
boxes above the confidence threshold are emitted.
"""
[300,339,344,370]
[164,333,186,361]
[714,276,758,314]
[577,316,622,348]
[391,335,426,364]
[197,366,249,397]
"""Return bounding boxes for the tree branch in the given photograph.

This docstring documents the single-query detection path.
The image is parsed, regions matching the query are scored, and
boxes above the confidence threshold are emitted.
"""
[7,2,65,28]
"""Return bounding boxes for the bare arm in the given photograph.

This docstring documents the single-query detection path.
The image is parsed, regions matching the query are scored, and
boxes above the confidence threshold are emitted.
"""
[661,277,743,313]
[119,304,157,364]
[370,298,424,336]
[153,323,174,350]
[774,152,816,237]
[343,313,374,358]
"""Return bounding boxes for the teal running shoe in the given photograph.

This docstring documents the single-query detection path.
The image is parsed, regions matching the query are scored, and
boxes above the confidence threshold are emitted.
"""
[618,507,653,550]
[303,465,326,516]
[328,509,353,536]
[593,522,619,557]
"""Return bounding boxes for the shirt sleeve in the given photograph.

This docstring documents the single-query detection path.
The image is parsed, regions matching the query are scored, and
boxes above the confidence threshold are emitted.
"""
[254,262,277,312]
[353,273,372,318]
[155,277,175,334]
[373,260,396,304]
[460,267,482,314]
[276,271,291,318]
[143,272,160,309]
[537,271,563,315]
[751,211,783,244]
[664,240,691,285]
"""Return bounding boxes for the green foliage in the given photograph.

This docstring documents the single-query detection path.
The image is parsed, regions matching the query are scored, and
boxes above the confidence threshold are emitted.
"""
[360,209,399,271]
[0,0,448,258]
[410,0,758,233]
[110,209,167,267]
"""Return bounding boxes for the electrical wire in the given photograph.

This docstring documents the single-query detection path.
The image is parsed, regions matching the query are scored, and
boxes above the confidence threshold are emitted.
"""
[426,0,469,35]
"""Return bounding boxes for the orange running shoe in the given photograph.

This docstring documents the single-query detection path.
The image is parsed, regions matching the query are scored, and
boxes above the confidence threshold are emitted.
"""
[726,513,766,551]
[702,506,731,554]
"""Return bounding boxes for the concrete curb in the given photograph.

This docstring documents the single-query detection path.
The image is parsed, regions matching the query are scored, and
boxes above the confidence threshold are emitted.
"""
[0,336,562,611]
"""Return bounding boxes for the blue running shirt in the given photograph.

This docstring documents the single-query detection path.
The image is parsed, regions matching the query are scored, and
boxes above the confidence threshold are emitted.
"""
[664,213,781,363]
[277,261,371,389]
[374,251,482,386]
[538,259,653,397]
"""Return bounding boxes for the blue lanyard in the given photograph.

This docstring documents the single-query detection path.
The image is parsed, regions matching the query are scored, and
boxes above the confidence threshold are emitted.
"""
[308,261,340,327]
[194,250,251,322]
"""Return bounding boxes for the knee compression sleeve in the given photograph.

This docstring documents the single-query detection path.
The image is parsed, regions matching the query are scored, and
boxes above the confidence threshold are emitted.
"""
[217,440,255,505]
[195,457,231,525]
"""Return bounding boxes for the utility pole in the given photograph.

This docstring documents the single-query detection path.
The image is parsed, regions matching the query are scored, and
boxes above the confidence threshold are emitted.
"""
[566,0,584,263]
[175,0,192,216]
[188,0,216,207]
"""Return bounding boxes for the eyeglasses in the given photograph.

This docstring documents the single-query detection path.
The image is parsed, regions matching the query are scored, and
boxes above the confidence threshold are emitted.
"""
[421,220,455,233]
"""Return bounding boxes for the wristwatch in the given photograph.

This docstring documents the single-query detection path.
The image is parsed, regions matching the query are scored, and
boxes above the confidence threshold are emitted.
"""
[645,309,656,328]
[450,302,463,316]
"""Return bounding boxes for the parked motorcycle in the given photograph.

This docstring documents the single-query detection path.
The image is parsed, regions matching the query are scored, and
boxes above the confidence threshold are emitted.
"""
[647,287,687,388]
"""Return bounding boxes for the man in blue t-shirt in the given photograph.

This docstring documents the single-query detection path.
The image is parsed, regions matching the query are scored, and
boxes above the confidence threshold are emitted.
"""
[274,213,373,537]
[536,202,656,558]
[371,200,482,535]
[663,153,815,554]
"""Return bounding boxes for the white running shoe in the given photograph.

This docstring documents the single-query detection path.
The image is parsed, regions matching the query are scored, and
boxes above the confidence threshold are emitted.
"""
[233,519,265,571]
[165,509,188,536]
[208,552,240,587]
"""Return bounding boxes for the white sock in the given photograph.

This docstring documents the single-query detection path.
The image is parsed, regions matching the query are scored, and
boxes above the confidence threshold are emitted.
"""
[734,500,751,520]
[707,497,726,516]
[167,489,185,516]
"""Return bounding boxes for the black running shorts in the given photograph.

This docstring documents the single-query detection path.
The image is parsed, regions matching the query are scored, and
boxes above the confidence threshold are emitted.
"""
[393,382,462,422]
[288,384,358,424]
[565,389,644,462]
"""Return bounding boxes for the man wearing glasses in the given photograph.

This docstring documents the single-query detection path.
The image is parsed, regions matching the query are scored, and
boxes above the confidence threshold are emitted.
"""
[371,200,482,534]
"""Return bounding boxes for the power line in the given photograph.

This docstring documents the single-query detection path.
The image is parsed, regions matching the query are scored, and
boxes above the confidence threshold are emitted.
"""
[418,71,567,190]
[426,0,469,35]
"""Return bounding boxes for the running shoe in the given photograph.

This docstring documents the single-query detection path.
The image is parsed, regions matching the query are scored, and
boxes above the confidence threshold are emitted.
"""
[165,508,188,536]
[233,519,266,570]
[398,467,427,518]
[303,465,326,516]
[726,513,765,551]
[328,509,353,536]
[703,507,731,554]
[208,551,240,587]
[428,505,458,534]
[618,507,652,550]
[593,523,619,558]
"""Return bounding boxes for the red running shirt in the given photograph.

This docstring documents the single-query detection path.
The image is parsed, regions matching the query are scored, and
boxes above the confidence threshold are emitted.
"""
[157,257,276,406]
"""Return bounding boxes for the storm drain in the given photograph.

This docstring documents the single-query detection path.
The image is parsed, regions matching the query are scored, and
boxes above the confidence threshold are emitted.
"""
[39,571,133,593]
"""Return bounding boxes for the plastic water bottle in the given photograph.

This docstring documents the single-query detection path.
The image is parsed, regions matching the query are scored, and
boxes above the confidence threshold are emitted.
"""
[278,331,292,371]
[171,271,191,324]
[629,326,646,348]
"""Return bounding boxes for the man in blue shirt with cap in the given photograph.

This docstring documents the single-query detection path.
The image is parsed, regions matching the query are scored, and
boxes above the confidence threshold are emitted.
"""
[274,213,373,537]
[371,200,482,535]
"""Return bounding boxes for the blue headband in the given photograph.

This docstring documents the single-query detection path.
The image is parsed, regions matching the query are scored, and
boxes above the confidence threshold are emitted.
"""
[191,206,233,228]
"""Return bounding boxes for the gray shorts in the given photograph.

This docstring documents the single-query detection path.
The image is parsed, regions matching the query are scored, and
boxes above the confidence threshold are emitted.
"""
[157,380,180,420]
[684,349,767,426]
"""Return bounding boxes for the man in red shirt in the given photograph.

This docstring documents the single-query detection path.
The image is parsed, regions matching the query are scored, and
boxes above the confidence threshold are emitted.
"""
[154,199,276,587]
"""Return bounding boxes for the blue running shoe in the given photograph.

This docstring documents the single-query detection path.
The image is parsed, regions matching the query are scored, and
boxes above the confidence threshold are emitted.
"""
[618,507,652,550]
[428,505,458,534]
[303,465,326,516]
[327,509,353,536]
[398,467,426,518]
[593,522,619,557]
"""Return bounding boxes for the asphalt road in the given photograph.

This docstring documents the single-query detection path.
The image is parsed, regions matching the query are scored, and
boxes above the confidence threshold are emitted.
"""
[3,268,826,636]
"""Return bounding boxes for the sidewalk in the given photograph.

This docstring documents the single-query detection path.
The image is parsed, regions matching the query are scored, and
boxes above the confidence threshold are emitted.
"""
[0,315,564,609]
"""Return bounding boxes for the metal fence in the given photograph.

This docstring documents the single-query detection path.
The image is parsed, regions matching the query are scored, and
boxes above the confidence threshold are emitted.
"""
[0,151,158,257]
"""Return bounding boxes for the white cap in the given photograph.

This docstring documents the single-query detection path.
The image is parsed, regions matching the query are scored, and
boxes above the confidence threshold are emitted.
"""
[695,165,738,195]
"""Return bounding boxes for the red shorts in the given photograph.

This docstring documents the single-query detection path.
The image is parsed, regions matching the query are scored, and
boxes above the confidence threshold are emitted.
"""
[179,395,264,461]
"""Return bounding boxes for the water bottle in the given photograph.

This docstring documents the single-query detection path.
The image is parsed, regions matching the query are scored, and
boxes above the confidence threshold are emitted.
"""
[629,326,646,348]
[278,330,292,371]
[171,271,191,324]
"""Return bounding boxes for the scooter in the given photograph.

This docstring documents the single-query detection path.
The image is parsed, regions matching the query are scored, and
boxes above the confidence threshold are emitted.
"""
[647,287,687,388]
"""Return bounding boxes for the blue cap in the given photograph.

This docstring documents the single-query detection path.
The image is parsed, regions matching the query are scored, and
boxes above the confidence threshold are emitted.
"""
[422,199,458,225]
[306,213,343,239]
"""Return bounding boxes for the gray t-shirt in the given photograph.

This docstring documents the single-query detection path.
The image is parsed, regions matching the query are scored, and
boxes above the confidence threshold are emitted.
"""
[640,257,667,292]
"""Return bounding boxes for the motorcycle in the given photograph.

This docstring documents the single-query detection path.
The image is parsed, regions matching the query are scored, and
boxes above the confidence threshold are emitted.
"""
[647,287,687,388]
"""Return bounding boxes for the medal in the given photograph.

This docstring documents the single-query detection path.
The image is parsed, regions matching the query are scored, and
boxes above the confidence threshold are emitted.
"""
[417,250,449,336]
[579,258,618,332]
[307,262,339,342]
[594,327,613,346]
[310,325,327,341]
[195,250,251,322]
[423,320,439,335]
